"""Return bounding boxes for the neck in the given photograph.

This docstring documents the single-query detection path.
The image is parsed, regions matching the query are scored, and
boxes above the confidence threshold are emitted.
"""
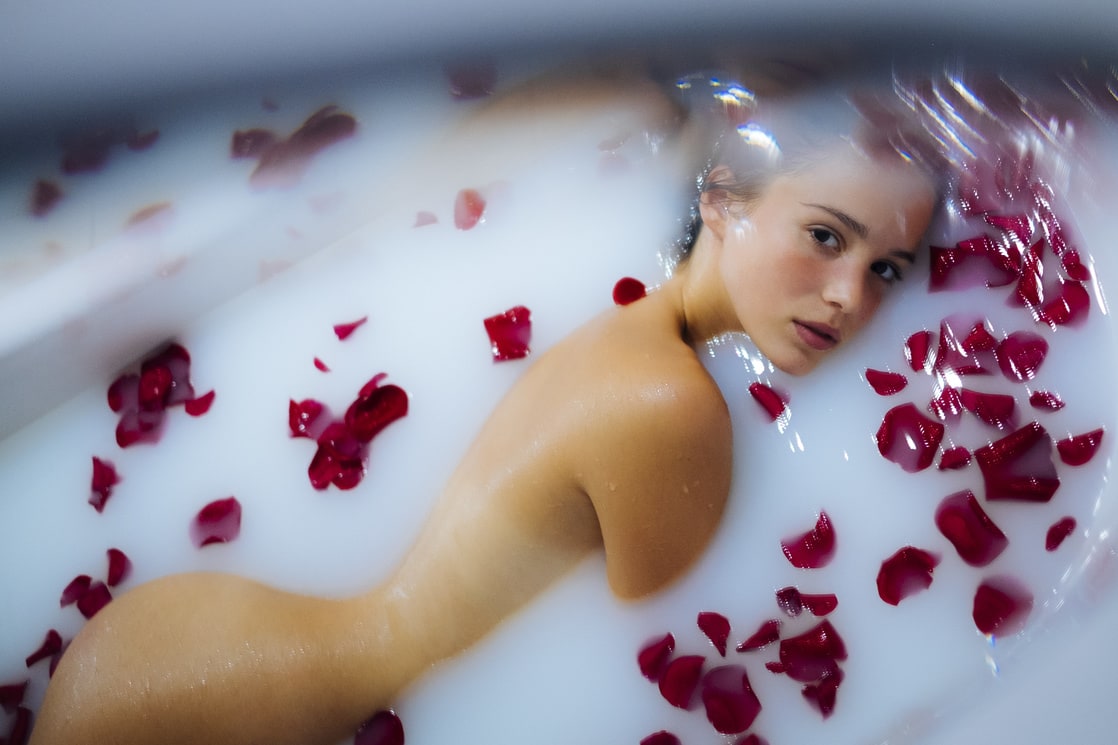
[667,227,742,345]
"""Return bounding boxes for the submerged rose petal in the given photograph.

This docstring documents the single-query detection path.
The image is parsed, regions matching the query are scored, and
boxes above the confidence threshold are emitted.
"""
[0,680,28,713]
[77,581,112,619]
[106,548,133,587]
[1037,281,1090,327]
[700,665,762,735]
[865,369,907,396]
[776,586,803,617]
[698,611,731,657]
[780,511,836,569]
[877,547,939,606]
[231,128,278,158]
[612,277,647,306]
[801,667,844,719]
[777,620,847,683]
[640,732,681,745]
[289,398,327,439]
[737,735,769,745]
[353,709,404,745]
[454,188,487,230]
[973,576,1033,636]
[60,575,92,607]
[995,332,1048,382]
[939,446,972,470]
[90,456,120,513]
[934,316,996,376]
[736,619,781,652]
[876,403,945,472]
[25,629,63,667]
[1045,517,1077,551]
[7,705,32,745]
[935,490,1008,567]
[1029,390,1065,411]
[659,655,705,709]
[928,386,964,423]
[976,422,1060,502]
[190,497,242,547]
[801,593,838,616]
[959,388,1016,429]
[904,330,933,371]
[484,306,532,361]
[638,632,675,681]
[31,179,63,217]
[345,382,409,443]
[748,383,787,422]
[1057,428,1104,466]
[333,316,368,340]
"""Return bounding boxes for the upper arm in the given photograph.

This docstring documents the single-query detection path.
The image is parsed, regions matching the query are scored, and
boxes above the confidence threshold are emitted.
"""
[579,370,733,600]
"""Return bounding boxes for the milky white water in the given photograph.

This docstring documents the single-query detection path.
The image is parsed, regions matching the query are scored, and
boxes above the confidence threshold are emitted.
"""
[1,63,1117,745]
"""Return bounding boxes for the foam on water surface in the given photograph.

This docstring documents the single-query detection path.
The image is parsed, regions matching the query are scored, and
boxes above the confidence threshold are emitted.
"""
[1,64,1117,745]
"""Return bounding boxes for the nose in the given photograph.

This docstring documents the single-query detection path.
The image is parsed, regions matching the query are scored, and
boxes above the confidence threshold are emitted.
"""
[821,260,865,315]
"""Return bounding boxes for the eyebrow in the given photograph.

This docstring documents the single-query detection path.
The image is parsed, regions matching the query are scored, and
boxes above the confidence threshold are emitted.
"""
[804,202,918,264]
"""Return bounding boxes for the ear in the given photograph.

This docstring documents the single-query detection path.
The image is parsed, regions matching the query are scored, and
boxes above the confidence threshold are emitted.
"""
[698,165,736,242]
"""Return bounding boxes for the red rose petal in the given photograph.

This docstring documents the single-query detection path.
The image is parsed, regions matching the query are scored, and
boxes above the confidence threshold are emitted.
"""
[7,706,32,745]
[231,128,278,158]
[107,548,133,587]
[250,107,357,189]
[801,667,844,719]
[314,357,331,372]
[446,60,497,100]
[1037,281,1090,327]
[184,390,216,416]
[1057,428,1104,466]
[1012,239,1045,307]
[311,423,365,490]
[1029,390,1065,411]
[344,383,409,443]
[700,664,762,734]
[638,632,675,681]
[995,331,1048,382]
[933,316,996,376]
[865,369,908,396]
[962,321,999,352]
[975,422,1060,502]
[780,511,836,569]
[90,456,120,513]
[736,734,769,745]
[1045,517,1077,551]
[190,497,242,547]
[905,330,933,371]
[973,576,1033,636]
[801,593,839,616]
[641,732,681,745]
[737,619,782,652]
[454,188,487,230]
[612,276,647,306]
[984,213,1034,246]
[353,709,404,745]
[876,403,945,473]
[143,344,194,406]
[777,620,847,683]
[659,655,705,709]
[60,575,92,607]
[939,446,972,470]
[289,398,327,439]
[30,179,63,217]
[748,382,787,422]
[484,306,532,361]
[25,629,62,668]
[698,611,731,657]
[928,386,964,423]
[959,388,1016,429]
[764,661,786,674]
[776,586,803,617]
[0,680,28,714]
[77,581,112,619]
[877,547,939,606]
[136,362,171,409]
[935,490,1008,567]
[333,316,368,340]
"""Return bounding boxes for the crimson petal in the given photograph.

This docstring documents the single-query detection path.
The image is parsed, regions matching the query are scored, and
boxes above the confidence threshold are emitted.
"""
[876,403,945,472]
[659,655,704,709]
[700,665,762,735]
[484,306,532,361]
[975,422,1060,502]
[736,619,781,652]
[935,490,1008,567]
[190,497,242,547]
[877,547,939,606]
[780,511,836,569]
[637,633,675,681]
[865,369,907,395]
[748,382,787,421]
[1057,428,1104,466]
[354,709,404,745]
[973,576,1032,636]
[1045,517,1077,551]
[698,611,731,657]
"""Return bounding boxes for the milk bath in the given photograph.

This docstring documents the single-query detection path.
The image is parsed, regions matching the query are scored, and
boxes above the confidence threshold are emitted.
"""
[1,65,1116,745]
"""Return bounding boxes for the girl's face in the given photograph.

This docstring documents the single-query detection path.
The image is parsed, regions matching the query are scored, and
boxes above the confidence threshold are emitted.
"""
[708,148,936,375]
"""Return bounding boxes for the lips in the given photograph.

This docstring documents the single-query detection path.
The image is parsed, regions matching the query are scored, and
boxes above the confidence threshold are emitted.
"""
[794,321,840,351]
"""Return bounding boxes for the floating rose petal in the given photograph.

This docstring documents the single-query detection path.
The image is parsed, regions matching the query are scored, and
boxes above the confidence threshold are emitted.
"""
[776,586,803,617]
[737,733,769,745]
[865,369,907,395]
[984,213,1034,245]
[77,581,112,619]
[748,383,787,422]
[90,456,120,513]
[184,390,216,416]
[877,547,939,606]
[928,386,964,423]
[190,497,242,547]
[353,709,404,745]
[1046,517,1077,551]
[31,179,63,217]
[780,511,836,569]
[333,316,368,340]
[310,423,365,490]
[0,680,28,713]
[345,382,409,443]
[934,317,995,376]
[962,321,999,353]
[939,446,972,470]
[929,238,1019,292]
[959,388,1016,429]
[612,277,647,306]
[1012,239,1045,307]
[25,629,62,668]
[1061,250,1092,282]
[935,490,1008,567]
[638,633,675,681]
[413,210,438,227]
[8,706,31,745]
[737,619,781,652]
[764,661,786,674]
[692,612,730,657]
[776,587,836,616]
[144,344,194,406]
[973,576,1033,636]
[905,330,933,371]
[446,60,497,100]
[659,655,705,709]
[60,575,92,607]
[250,107,357,189]
[1029,390,1065,411]
[700,665,762,734]
[640,732,681,745]
[876,403,945,472]
[289,398,327,439]
[976,422,1060,502]
[1057,428,1104,466]
[454,188,487,230]
[1037,281,1090,327]
[801,668,844,719]
[802,593,838,616]
[314,357,331,372]
[231,128,278,158]
[107,548,132,587]
[484,306,532,361]
[995,332,1048,382]
[60,128,115,173]
[778,620,847,683]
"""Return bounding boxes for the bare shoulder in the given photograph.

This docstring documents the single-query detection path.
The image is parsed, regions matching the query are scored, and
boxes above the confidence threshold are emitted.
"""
[561,302,734,600]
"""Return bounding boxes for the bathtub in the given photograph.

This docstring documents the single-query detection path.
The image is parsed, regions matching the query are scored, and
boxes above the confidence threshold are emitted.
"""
[3,2,1118,744]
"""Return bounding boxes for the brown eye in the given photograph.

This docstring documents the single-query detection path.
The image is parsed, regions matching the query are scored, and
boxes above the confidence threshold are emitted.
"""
[810,228,840,249]
[872,259,903,283]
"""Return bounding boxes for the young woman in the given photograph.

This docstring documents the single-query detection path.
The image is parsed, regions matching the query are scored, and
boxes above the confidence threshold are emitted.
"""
[29,73,938,745]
